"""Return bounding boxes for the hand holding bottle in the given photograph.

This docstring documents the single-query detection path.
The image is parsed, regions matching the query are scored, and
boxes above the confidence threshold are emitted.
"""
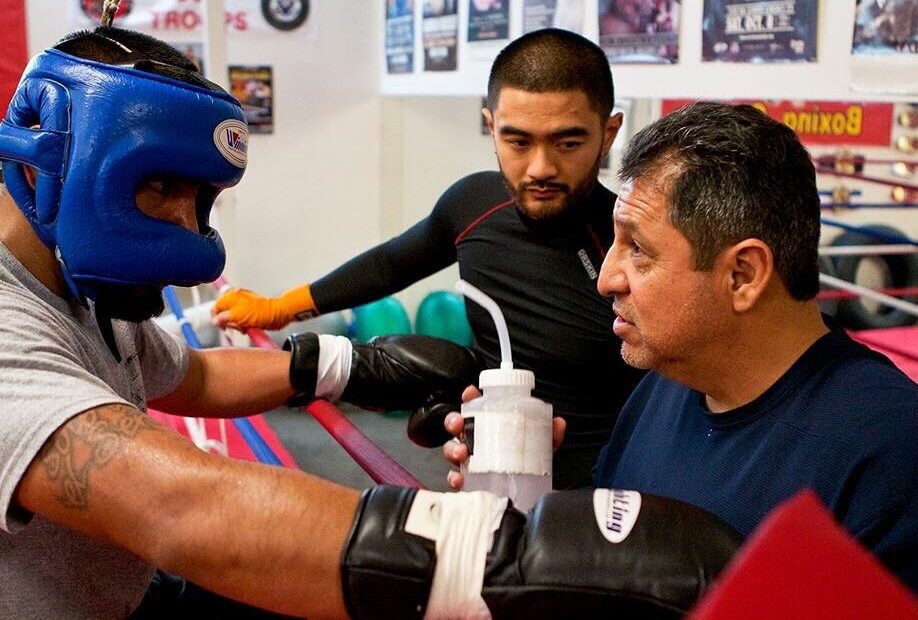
[443,387,567,492]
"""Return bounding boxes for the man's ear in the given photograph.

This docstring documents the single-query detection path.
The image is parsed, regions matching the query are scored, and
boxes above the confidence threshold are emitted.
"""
[482,107,495,137]
[602,112,623,156]
[719,239,774,313]
[23,165,37,190]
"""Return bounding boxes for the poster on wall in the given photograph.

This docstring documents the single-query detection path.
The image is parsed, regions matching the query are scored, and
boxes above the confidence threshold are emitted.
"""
[229,65,274,134]
[852,0,917,55]
[386,0,415,74]
[468,0,510,42]
[71,0,315,37]
[523,0,585,34]
[661,99,895,147]
[701,0,819,63]
[423,0,459,71]
[597,0,681,64]
[850,0,917,95]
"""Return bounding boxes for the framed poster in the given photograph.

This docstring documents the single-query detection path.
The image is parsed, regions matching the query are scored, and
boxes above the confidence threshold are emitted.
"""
[852,0,917,56]
[423,0,459,71]
[229,65,274,134]
[598,0,681,64]
[386,0,415,74]
[468,0,510,42]
[702,0,819,63]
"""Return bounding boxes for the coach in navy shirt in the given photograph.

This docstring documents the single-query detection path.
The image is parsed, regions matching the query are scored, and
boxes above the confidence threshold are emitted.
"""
[592,102,917,591]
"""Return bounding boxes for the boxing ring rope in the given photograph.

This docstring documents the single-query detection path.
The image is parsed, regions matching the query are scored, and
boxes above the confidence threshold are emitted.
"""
[821,203,917,210]
[163,286,283,466]
[817,168,918,191]
[818,273,918,320]
[818,245,916,256]
[210,277,426,488]
[821,218,918,245]
[814,220,918,326]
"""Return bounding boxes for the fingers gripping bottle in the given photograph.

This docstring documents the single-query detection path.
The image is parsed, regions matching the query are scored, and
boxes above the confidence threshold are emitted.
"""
[455,280,553,512]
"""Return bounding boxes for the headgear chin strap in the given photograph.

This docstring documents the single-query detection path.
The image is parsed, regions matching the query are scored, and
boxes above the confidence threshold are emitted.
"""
[0,48,247,303]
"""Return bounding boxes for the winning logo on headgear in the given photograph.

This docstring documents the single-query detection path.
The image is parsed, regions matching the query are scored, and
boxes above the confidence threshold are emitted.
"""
[81,0,133,21]
[214,119,249,168]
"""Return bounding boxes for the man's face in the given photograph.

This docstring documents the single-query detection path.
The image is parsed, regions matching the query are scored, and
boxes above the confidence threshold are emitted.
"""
[484,87,620,221]
[94,177,203,322]
[597,175,730,378]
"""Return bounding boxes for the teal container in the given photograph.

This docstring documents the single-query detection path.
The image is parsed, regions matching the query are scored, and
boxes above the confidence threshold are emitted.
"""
[415,290,473,346]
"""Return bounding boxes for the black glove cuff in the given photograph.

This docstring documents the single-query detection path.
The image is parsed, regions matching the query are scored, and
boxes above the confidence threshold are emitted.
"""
[283,332,320,407]
[340,485,435,620]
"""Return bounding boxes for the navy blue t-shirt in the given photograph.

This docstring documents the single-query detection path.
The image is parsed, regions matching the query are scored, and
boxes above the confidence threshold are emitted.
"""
[594,323,918,591]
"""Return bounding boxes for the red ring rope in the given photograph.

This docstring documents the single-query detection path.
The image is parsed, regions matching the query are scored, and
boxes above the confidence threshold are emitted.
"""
[817,286,918,301]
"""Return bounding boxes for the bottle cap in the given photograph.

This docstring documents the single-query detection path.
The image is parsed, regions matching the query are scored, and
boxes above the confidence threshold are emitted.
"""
[479,368,535,389]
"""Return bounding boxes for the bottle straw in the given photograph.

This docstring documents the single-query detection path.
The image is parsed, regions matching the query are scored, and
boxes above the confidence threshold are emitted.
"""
[455,279,513,369]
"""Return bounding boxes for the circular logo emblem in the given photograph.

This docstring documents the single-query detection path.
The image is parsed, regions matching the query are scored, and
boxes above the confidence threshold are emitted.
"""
[261,0,310,31]
[213,120,249,169]
[81,0,132,21]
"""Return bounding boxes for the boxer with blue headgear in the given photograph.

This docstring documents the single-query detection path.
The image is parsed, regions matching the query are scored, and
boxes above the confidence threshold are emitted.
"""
[0,24,745,619]
[0,27,247,324]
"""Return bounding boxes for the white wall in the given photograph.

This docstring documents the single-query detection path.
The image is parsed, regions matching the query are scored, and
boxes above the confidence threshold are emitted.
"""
[224,2,383,295]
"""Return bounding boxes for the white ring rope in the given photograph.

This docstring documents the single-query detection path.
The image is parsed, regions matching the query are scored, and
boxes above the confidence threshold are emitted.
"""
[819,273,918,318]
[818,245,918,257]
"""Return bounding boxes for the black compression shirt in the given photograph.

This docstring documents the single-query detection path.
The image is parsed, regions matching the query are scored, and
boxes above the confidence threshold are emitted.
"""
[311,171,646,488]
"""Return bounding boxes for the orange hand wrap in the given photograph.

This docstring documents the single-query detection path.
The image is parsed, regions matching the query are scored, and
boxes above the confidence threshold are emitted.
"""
[213,283,318,330]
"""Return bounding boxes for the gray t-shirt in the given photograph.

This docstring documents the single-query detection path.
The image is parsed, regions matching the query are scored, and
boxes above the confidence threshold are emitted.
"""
[0,241,188,618]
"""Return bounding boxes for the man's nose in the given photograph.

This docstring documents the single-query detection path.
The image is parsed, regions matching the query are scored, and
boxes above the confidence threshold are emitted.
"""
[526,146,558,180]
[170,190,200,234]
[597,241,628,297]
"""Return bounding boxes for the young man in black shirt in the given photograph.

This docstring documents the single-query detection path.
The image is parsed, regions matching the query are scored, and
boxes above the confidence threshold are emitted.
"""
[214,29,645,489]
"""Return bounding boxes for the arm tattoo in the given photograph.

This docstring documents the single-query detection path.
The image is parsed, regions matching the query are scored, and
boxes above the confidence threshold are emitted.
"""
[38,404,159,510]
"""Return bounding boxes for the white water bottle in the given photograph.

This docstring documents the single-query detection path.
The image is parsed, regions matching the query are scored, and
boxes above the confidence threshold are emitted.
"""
[460,367,553,512]
[454,279,553,512]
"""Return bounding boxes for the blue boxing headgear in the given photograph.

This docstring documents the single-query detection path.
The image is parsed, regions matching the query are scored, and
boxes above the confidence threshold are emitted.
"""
[0,47,247,303]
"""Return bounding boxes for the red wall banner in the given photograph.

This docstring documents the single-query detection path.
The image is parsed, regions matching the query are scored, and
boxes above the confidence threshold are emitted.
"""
[661,99,895,147]
[0,0,28,116]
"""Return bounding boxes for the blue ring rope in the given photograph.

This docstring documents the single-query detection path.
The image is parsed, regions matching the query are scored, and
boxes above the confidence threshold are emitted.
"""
[162,286,283,466]
[821,203,917,210]
[820,218,918,246]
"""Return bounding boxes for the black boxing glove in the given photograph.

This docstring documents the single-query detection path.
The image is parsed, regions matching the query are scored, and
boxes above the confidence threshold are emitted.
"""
[340,486,743,620]
[406,394,460,448]
[285,332,481,411]
[482,489,742,619]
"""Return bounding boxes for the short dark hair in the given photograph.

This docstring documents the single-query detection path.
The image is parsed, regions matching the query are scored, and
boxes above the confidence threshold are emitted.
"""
[53,27,222,92]
[620,101,820,300]
[486,29,615,120]
[54,27,199,71]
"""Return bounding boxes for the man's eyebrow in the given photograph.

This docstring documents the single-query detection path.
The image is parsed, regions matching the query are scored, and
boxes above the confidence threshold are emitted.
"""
[612,210,638,233]
[498,125,532,137]
[550,127,590,139]
[497,126,591,139]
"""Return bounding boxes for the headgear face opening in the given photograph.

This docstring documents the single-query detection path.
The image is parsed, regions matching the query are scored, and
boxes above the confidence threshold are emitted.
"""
[0,48,248,303]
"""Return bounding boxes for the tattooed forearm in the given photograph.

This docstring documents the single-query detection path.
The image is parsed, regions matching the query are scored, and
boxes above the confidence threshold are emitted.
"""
[37,404,160,510]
